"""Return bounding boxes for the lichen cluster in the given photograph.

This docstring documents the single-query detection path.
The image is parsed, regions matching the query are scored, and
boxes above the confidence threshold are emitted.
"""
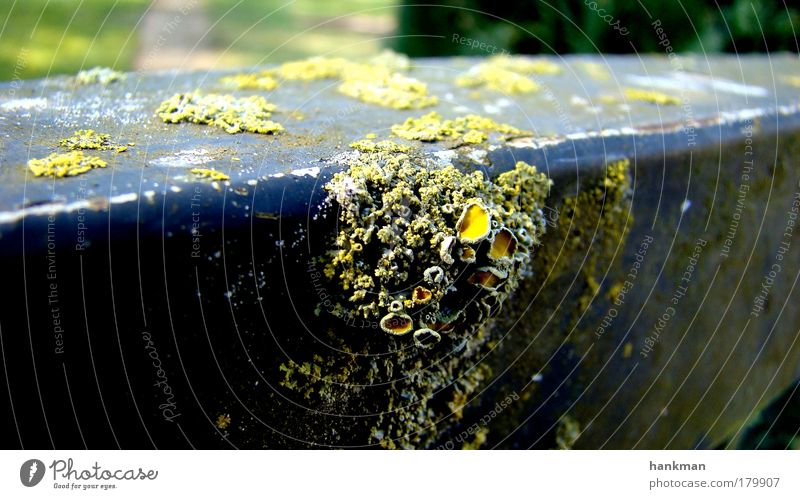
[390,111,528,143]
[76,66,126,85]
[323,147,551,346]
[221,71,279,90]
[60,129,133,153]
[231,52,436,109]
[156,92,284,134]
[190,168,230,181]
[27,151,107,177]
[455,55,560,94]
[614,87,681,105]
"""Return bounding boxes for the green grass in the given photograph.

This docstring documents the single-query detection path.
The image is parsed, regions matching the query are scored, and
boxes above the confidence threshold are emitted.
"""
[0,0,397,81]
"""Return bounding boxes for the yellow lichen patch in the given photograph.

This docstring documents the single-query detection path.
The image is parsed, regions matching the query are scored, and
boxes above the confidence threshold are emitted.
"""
[467,267,507,290]
[390,111,528,143]
[622,87,681,105]
[60,129,132,152]
[349,139,411,154]
[489,227,518,261]
[369,49,412,72]
[275,56,350,80]
[324,149,550,344]
[455,55,558,94]
[27,151,107,178]
[784,75,800,87]
[156,92,284,134]
[220,71,279,90]
[380,313,414,335]
[272,53,436,109]
[457,201,491,243]
[76,66,126,85]
[215,413,231,430]
[461,129,488,144]
[456,66,540,94]
[492,55,561,75]
[338,72,438,110]
[190,168,230,181]
[577,61,611,81]
[412,286,433,305]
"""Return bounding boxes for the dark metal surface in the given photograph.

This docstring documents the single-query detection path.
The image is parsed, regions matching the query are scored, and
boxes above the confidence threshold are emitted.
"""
[1,55,799,449]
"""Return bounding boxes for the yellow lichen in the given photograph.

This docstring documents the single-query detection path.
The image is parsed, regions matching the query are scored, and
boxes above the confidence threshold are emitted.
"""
[76,66,126,85]
[380,313,414,335]
[215,414,231,430]
[349,139,411,153]
[323,142,551,341]
[455,55,558,94]
[270,53,437,109]
[467,267,507,290]
[338,70,437,110]
[275,56,349,80]
[412,286,433,305]
[622,87,681,105]
[457,201,492,243]
[27,151,107,178]
[220,71,279,90]
[156,92,284,134]
[489,227,518,261]
[390,111,528,143]
[60,129,133,153]
[190,168,230,181]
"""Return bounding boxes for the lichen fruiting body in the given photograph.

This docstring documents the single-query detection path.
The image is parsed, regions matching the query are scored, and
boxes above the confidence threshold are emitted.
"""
[324,142,551,346]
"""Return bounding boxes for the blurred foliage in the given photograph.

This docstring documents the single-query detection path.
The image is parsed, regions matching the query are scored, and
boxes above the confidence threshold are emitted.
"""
[393,0,800,56]
[0,0,395,81]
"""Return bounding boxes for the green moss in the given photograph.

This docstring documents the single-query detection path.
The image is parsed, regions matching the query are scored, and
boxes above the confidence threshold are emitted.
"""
[156,92,284,134]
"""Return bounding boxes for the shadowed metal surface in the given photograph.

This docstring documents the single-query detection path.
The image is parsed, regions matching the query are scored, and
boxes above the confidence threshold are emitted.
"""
[0,55,799,449]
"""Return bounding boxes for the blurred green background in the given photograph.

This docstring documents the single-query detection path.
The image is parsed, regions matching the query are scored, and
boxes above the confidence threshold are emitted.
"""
[1,0,797,81]
[0,0,797,449]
